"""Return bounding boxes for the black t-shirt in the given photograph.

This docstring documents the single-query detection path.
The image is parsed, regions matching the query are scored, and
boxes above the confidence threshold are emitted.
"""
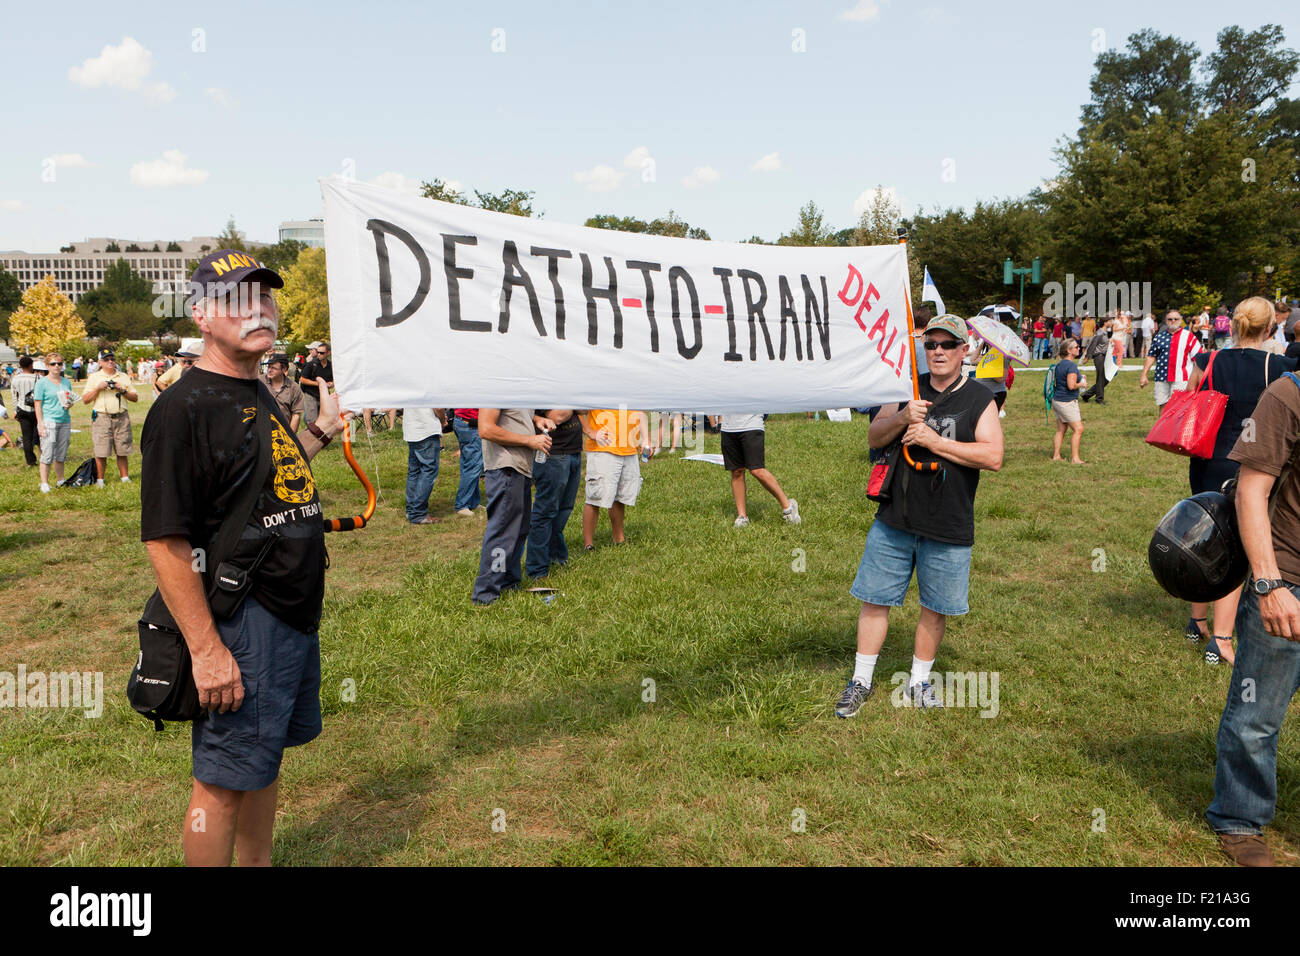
[1193,349,1298,461]
[301,359,333,399]
[140,368,326,633]
[542,414,583,455]
[875,373,995,547]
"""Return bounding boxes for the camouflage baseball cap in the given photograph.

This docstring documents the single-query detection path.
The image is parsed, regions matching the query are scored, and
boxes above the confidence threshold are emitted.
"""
[922,313,968,341]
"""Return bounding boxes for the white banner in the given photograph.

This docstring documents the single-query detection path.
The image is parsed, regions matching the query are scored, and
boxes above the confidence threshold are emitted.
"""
[322,178,916,412]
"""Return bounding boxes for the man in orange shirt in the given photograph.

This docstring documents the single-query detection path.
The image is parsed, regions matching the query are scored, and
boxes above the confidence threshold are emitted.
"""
[579,407,652,549]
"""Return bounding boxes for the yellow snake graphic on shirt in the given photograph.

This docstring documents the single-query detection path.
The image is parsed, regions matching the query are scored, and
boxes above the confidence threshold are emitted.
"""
[270,417,316,504]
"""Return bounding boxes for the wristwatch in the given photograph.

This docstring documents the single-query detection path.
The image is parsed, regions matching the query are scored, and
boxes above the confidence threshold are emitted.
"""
[1252,578,1287,596]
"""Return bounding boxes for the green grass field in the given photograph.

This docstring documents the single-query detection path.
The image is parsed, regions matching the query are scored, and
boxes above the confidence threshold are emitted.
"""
[1,367,1294,866]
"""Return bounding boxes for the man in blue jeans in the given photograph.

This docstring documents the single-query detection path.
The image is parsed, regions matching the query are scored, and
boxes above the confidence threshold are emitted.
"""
[526,409,582,579]
[1205,371,1300,866]
[834,315,1004,717]
[452,408,483,516]
[403,408,446,524]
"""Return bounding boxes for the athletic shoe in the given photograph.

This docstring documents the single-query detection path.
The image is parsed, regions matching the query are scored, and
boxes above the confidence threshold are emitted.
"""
[120,476,131,483]
[834,679,873,718]
[783,499,801,525]
[40,483,50,494]
[95,479,105,487]
[455,508,474,517]
[734,515,750,528]
[905,681,944,708]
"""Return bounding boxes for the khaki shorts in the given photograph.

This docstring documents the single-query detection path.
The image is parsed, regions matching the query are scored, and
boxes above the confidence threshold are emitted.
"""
[585,451,642,508]
[1052,399,1081,424]
[92,411,133,457]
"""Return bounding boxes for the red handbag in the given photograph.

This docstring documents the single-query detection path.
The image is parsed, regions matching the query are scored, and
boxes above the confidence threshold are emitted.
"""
[1144,351,1228,458]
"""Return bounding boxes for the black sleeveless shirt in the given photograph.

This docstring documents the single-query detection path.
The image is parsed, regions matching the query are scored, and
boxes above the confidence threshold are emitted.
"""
[875,374,995,547]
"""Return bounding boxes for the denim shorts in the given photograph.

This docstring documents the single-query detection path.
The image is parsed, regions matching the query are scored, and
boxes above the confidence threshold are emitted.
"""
[849,519,972,616]
[192,596,322,792]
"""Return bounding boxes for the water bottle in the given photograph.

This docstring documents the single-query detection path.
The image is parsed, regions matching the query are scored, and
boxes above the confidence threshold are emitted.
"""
[535,448,548,464]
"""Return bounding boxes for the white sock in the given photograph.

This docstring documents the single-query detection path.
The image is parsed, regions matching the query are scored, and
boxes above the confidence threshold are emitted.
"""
[852,653,878,687]
[910,656,935,687]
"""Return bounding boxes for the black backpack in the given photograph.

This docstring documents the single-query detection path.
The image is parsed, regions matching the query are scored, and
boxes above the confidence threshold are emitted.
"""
[59,458,99,488]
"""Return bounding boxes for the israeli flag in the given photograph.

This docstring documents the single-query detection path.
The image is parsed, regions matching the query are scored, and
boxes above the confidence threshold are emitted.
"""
[922,266,946,316]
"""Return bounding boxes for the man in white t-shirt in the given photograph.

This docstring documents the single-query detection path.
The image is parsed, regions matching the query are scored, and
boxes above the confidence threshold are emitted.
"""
[710,412,800,528]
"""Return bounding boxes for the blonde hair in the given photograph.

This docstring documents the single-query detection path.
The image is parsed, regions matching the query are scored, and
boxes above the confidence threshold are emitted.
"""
[1232,296,1273,342]
[44,351,63,364]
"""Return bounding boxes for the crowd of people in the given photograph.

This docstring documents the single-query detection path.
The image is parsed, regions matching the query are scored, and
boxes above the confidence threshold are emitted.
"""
[9,242,1299,870]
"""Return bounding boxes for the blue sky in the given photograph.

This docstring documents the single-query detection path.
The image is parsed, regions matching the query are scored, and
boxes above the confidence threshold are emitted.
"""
[2,0,1297,251]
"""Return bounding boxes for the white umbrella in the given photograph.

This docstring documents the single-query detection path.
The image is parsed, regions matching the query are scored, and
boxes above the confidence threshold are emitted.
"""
[967,315,1031,367]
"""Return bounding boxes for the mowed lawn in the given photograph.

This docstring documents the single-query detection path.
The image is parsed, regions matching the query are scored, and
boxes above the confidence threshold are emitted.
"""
[2,367,1297,866]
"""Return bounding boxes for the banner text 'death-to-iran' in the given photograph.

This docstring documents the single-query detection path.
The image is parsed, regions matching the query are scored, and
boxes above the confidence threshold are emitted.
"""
[322,178,915,412]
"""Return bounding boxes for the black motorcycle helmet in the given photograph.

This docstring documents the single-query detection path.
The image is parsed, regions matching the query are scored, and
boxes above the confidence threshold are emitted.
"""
[1149,491,1249,602]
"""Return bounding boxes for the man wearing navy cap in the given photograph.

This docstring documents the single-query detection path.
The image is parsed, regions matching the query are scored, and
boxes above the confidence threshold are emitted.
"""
[140,249,344,866]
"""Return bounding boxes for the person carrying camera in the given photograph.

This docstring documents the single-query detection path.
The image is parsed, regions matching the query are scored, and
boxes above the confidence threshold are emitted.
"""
[83,350,139,485]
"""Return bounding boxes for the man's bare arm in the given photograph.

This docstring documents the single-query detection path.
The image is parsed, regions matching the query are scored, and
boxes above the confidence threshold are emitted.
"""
[144,537,243,713]
[1236,465,1300,640]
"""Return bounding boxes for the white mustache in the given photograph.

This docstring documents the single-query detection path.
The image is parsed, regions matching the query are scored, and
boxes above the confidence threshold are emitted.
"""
[238,316,277,339]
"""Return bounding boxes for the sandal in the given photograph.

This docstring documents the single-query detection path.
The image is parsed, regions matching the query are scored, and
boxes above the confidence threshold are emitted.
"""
[1185,616,1209,643]
[1206,637,1233,666]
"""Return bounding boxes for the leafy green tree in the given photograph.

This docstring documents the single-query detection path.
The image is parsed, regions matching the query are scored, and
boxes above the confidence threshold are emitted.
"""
[420,178,469,205]
[218,217,248,251]
[105,241,121,252]
[777,201,835,246]
[166,241,183,252]
[585,210,709,239]
[78,259,157,337]
[0,265,18,342]
[474,188,537,218]
[257,238,308,275]
[906,198,1051,316]
[125,243,142,252]
[1203,24,1300,114]
[280,247,330,342]
[1080,29,1201,142]
[151,243,161,252]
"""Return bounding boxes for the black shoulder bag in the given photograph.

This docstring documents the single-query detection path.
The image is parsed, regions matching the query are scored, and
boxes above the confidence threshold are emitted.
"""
[127,386,277,730]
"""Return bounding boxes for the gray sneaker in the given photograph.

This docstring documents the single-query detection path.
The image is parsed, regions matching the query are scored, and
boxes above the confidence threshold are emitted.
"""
[834,679,873,718]
[905,681,944,709]
[783,499,801,524]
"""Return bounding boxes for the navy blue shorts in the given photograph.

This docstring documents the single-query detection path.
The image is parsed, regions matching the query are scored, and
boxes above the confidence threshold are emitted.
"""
[191,597,322,792]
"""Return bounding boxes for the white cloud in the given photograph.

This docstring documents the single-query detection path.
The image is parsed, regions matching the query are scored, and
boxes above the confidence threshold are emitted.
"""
[853,186,900,218]
[750,152,782,172]
[48,153,93,168]
[0,200,26,212]
[681,166,720,188]
[371,171,424,195]
[574,164,626,192]
[69,37,175,102]
[839,0,881,22]
[623,146,652,169]
[130,150,209,187]
[204,87,234,108]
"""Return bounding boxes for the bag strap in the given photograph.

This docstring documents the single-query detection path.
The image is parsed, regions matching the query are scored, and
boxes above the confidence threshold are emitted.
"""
[1200,350,1217,393]
[204,383,276,577]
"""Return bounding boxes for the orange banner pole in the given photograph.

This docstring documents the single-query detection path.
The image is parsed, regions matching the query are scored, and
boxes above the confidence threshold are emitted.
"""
[325,412,377,533]
[898,240,939,472]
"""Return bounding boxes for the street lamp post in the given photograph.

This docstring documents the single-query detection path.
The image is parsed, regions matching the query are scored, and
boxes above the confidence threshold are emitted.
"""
[1003,257,1042,323]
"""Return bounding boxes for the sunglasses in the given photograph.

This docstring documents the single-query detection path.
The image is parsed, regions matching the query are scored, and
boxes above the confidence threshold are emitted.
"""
[923,340,963,351]
[48,361,65,366]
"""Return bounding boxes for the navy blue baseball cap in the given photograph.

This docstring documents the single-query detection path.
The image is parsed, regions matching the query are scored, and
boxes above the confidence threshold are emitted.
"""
[189,249,283,297]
